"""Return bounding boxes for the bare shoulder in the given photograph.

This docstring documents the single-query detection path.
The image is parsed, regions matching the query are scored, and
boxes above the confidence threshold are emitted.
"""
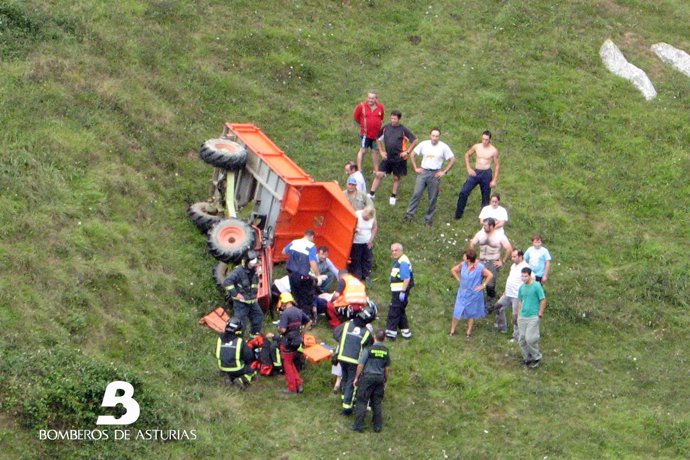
[471,229,484,242]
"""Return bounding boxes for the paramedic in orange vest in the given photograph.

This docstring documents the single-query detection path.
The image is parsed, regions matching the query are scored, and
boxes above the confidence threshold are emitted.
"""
[327,269,369,328]
[353,91,384,173]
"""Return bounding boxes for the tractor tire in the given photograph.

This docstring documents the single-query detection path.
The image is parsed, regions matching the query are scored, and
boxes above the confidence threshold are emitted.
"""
[199,138,247,171]
[207,218,255,264]
[212,261,230,294]
[187,202,223,234]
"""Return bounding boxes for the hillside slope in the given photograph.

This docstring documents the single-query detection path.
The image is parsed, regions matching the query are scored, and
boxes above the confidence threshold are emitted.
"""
[1,1,688,458]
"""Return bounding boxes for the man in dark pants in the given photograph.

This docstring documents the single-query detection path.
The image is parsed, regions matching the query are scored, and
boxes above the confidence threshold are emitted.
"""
[385,243,414,340]
[333,306,376,415]
[283,229,321,320]
[469,218,513,308]
[222,250,263,336]
[352,329,390,433]
[455,130,501,220]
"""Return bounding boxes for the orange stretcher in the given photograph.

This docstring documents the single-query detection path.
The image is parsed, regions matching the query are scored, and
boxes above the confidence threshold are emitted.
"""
[302,343,333,364]
[198,307,230,333]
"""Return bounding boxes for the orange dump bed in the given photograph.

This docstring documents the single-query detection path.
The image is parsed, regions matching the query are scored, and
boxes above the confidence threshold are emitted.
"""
[225,123,356,269]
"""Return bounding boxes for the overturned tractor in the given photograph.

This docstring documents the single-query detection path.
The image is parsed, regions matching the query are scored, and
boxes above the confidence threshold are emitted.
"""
[188,123,357,312]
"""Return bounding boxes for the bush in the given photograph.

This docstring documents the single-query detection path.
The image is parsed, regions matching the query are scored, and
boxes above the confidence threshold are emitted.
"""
[0,344,168,430]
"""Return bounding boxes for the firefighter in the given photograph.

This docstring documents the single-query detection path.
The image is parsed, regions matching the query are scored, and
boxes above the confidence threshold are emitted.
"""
[215,317,256,388]
[277,292,312,394]
[352,329,391,433]
[333,305,376,415]
[385,242,414,340]
[222,250,263,336]
[327,269,369,328]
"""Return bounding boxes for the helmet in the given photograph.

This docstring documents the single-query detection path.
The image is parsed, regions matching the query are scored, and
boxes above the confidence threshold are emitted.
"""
[357,305,377,324]
[279,292,295,305]
[225,317,244,334]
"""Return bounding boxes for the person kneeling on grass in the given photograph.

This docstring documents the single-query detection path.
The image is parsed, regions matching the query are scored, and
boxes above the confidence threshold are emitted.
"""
[216,318,256,388]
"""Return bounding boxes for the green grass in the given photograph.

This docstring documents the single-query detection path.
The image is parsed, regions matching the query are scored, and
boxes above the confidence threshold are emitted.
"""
[1,0,689,458]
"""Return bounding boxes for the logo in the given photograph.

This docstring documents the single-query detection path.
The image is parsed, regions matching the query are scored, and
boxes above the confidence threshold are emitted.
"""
[38,380,196,441]
[96,381,140,425]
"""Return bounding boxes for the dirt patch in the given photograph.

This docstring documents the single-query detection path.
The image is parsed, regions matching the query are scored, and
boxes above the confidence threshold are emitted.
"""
[617,32,666,78]
[599,0,627,15]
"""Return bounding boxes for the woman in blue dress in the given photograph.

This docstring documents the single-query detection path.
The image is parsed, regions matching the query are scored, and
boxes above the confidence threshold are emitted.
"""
[449,249,494,338]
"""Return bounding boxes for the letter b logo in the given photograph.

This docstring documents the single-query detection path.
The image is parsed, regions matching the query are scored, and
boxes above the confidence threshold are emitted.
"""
[96,381,140,425]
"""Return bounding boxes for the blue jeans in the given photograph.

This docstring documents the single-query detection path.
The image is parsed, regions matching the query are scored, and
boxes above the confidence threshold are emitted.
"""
[455,168,492,219]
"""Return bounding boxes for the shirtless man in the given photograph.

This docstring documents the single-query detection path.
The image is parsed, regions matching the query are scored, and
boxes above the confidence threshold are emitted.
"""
[454,130,500,220]
[469,217,512,306]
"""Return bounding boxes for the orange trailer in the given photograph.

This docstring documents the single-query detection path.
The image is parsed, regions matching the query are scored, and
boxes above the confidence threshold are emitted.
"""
[223,123,356,269]
[193,123,357,313]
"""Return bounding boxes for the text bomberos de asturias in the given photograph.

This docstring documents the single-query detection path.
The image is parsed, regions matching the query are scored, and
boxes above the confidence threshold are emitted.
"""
[39,429,197,441]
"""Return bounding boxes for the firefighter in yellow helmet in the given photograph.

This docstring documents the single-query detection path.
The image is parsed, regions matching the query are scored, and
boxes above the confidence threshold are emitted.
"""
[277,292,312,394]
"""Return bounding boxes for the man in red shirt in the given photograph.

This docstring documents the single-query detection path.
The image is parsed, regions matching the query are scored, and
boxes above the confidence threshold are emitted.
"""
[353,91,384,174]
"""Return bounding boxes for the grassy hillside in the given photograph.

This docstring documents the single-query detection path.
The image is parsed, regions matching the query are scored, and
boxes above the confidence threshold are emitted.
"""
[1,0,688,458]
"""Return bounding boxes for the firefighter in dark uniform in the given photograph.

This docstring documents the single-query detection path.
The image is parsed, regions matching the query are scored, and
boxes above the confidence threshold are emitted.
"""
[278,292,312,394]
[215,317,256,388]
[352,329,390,433]
[222,250,263,335]
[385,242,414,340]
[333,305,376,415]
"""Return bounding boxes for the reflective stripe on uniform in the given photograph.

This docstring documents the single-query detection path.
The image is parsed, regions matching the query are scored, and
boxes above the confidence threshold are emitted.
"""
[337,322,371,364]
[216,336,243,372]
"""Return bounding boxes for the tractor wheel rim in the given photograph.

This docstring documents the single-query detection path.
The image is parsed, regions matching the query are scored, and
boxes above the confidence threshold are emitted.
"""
[218,226,245,247]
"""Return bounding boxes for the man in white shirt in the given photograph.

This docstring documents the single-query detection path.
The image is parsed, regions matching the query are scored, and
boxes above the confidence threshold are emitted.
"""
[478,193,508,236]
[491,249,529,340]
[402,128,456,226]
[345,161,367,194]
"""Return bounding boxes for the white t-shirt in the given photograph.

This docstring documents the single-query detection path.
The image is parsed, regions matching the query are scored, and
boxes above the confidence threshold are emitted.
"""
[350,171,367,194]
[504,261,529,298]
[479,205,509,235]
[354,210,375,244]
[413,140,454,170]
[273,275,291,293]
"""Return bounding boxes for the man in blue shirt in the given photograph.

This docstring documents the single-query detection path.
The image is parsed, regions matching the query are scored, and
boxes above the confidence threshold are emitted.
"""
[385,243,414,340]
[524,234,552,284]
[283,230,321,320]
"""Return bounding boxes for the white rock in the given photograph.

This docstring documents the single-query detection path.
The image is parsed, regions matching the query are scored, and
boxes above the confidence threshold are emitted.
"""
[600,39,657,100]
[651,43,690,78]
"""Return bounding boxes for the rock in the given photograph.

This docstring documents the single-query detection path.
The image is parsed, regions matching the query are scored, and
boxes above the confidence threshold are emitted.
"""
[599,39,657,101]
[651,42,690,78]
